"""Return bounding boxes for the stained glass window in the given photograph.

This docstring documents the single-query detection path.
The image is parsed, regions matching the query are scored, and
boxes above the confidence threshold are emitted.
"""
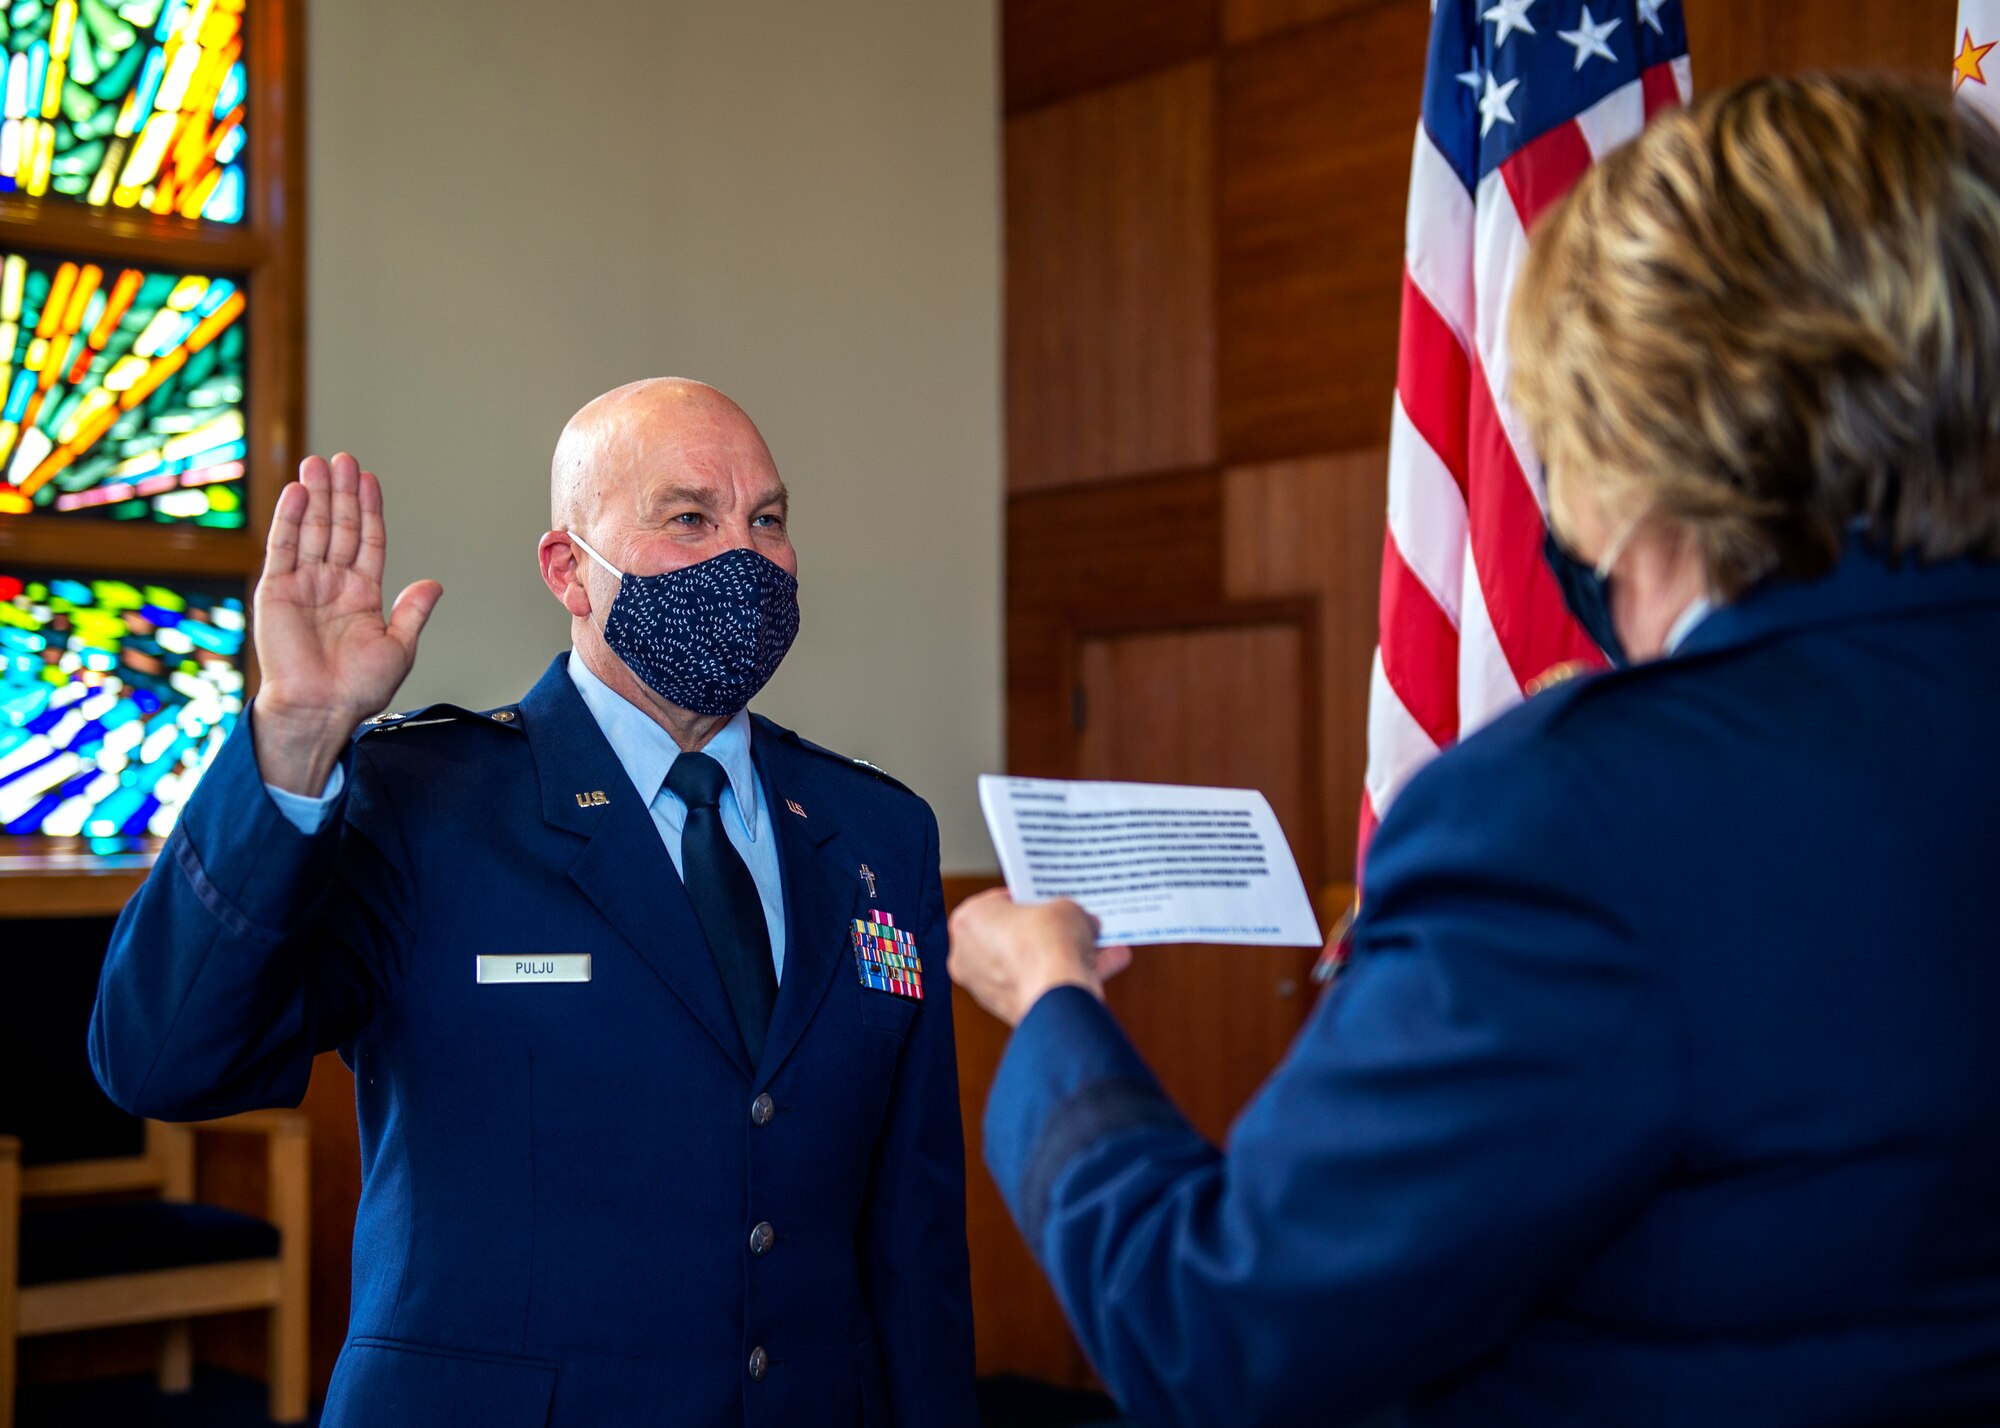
[0,0,246,223]
[0,248,245,523]
[0,566,242,840]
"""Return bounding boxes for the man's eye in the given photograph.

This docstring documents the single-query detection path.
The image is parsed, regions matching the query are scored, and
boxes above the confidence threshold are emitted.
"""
[672,513,703,527]
[754,514,786,529]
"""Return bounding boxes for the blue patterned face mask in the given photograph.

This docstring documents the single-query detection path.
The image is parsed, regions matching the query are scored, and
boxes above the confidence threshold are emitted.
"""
[568,532,800,716]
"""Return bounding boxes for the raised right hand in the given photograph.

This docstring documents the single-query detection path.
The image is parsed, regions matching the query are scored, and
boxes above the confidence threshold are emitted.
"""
[250,453,442,795]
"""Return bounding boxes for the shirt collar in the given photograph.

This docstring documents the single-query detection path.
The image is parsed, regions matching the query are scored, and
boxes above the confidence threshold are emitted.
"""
[565,650,763,842]
[1663,594,1714,656]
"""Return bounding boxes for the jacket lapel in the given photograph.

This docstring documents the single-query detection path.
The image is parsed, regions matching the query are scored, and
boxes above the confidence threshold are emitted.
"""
[752,718,864,1085]
[519,656,753,1080]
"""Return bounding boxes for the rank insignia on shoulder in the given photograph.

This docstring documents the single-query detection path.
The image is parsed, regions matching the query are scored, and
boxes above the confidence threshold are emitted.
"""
[847,755,913,794]
[358,703,511,735]
[1526,660,1594,697]
[779,729,917,795]
[850,910,922,1001]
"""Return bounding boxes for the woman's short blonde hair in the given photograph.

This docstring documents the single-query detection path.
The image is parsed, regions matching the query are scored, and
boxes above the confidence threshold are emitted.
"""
[1511,74,2000,598]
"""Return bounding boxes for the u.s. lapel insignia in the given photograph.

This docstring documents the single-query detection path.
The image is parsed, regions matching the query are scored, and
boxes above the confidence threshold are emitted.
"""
[786,799,808,818]
[573,790,610,808]
[850,909,923,1000]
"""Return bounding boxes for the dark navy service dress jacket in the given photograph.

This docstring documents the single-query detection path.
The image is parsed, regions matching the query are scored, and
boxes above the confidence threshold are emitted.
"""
[90,654,977,1427]
[985,544,2000,1427]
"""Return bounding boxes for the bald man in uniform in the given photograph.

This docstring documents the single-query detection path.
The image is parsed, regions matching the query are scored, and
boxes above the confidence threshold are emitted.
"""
[89,380,977,1427]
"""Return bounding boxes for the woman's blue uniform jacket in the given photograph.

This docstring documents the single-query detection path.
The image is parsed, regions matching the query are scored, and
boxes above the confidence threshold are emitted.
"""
[985,544,2000,1427]
[88,653,977,1427]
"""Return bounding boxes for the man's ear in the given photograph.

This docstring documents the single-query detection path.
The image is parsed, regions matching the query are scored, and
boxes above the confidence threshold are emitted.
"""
[536,531,595,618]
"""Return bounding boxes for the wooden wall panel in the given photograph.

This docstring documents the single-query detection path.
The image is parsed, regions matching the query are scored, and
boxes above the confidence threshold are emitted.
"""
[1005,0,1217,114]
[1685,0,1959,90]
[1217,3,1430,464]
[1006,64,1219,493]
[1222,453,1386,881]
[1223,0,1386,47]
[953,971,1090,1383]
[941,875,1094,1385]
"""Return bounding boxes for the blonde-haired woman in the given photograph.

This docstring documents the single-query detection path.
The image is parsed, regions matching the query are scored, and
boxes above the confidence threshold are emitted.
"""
[948,74,2000,1428]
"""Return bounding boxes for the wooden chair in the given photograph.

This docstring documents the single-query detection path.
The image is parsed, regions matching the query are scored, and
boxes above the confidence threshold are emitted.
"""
[0,1111,309,1428]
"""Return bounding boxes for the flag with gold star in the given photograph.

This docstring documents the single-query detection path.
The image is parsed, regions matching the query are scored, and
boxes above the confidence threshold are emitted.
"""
[1956,4,2000,124]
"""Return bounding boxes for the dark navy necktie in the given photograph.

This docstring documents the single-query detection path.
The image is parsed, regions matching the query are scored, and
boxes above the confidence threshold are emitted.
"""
[666,751,778,1065]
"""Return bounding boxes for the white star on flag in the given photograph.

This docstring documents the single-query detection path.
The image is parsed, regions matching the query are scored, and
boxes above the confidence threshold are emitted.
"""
[1478,71,1522,136]
[1637,0,1666,35]
[1558,6,1621,69]
[1457,52,1483,91]
[1482,0,1537,47]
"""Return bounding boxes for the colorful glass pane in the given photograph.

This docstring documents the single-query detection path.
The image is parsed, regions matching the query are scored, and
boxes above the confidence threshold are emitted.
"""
[0,249,245,523]
[0,0,246,222]
[0,567,242,840]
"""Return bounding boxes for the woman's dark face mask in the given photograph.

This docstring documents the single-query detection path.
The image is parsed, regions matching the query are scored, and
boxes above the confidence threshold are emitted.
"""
[1542,509,1645,668]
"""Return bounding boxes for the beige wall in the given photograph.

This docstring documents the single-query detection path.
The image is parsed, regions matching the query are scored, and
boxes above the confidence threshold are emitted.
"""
[305,0,1003,869]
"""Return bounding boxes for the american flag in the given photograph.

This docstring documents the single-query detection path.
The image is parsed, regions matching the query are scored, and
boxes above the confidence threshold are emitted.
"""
[1359,0,1692,866]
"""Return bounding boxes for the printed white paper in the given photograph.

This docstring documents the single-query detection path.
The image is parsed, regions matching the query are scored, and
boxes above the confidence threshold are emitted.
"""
[977,775,1324,948]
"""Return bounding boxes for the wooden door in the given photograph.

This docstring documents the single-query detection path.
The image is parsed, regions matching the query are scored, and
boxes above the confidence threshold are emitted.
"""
[1074,622,1319,1142]
[954,617,1323,1390]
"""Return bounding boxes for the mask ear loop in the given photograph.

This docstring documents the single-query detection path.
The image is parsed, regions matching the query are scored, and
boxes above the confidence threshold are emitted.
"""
[1594,508,1650,579]
[567,530,625,580]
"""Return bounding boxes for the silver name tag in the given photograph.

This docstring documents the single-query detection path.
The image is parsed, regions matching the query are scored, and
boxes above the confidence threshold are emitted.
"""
[476,954,592,984]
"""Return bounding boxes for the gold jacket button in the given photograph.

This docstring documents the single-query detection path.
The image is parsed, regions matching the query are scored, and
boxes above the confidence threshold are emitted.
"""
[747,1346,769,1381]
[750,1093,775,1126]
[749,1221,775,1256]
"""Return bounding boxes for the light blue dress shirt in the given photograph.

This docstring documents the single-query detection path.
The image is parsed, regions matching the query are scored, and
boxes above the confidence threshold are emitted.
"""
[261,650,788,981]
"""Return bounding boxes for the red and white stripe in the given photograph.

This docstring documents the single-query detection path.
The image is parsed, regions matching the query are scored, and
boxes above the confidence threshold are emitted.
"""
[1359,56,1693,873]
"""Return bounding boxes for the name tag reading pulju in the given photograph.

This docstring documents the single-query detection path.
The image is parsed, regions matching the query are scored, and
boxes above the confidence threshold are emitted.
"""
[476,954,592,984]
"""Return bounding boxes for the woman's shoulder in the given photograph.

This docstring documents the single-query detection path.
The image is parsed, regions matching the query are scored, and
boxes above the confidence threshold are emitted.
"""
[1372,648,1755,880]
